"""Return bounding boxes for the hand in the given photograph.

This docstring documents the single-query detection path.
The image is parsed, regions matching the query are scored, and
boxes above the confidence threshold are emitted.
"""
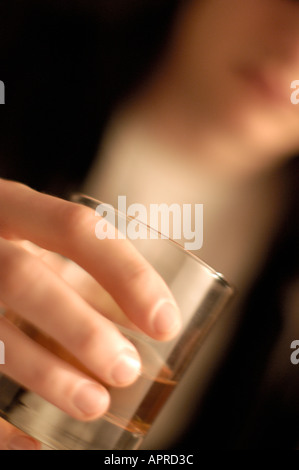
[0,179,181,447]
[0,418,40,450]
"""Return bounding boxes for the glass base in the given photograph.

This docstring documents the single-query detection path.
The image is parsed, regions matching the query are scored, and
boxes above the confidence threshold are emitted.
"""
[0,377,144,450]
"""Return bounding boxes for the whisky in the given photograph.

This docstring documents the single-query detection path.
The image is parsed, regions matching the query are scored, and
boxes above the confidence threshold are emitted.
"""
[106,363,177,435]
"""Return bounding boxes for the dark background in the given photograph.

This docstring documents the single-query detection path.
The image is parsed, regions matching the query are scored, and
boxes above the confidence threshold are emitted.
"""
[0,0,179,195]
[0,0,298,450]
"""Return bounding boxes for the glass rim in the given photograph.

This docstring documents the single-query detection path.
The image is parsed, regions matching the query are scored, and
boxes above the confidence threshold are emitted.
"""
[70,192,233,292]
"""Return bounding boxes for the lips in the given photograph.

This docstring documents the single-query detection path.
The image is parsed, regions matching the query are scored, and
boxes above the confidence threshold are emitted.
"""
[237,65,291,104]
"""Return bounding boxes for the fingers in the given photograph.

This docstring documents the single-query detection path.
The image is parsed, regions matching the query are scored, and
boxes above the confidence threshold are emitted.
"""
[0,179,181,340]
[0,418,40,450]
[0,238,141,387]
[0,317,111,421]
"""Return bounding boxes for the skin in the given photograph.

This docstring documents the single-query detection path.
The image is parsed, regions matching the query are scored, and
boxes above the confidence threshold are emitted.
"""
[0,180,181,449]
[133,0,299,176]
[1,0,299,449]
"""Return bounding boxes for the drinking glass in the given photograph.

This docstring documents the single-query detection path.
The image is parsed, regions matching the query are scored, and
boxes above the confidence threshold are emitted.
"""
[0,195,234,450]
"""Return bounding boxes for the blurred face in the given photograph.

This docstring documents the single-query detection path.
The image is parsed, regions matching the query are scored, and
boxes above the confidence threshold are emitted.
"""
[167,0,299,161]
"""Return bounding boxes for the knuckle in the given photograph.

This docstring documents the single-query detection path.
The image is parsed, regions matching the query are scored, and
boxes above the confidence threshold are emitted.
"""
[70,320,104,358]
[124,259,154,288]
[24,358,55,391]
[0,248,41,301]
[55,202,93,241]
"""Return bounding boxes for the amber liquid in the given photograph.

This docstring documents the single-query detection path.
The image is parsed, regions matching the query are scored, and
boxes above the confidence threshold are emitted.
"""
[3,311,178,448]
[105,364,177,435]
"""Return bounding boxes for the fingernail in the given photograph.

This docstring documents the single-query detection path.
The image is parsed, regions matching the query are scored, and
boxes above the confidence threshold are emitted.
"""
[73,381,110,418]
[111,348,141,386]
[8,435,39,451]
[152,300,181,337]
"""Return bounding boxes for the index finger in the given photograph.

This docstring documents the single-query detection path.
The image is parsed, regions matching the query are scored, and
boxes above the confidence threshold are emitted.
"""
[0,180,182,340]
